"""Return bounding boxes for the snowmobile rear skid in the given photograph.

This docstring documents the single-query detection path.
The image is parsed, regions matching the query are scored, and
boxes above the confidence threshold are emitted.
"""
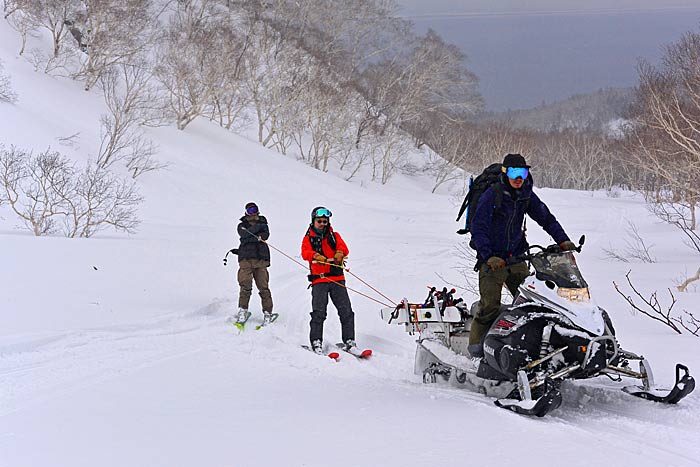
[381,240,695,417]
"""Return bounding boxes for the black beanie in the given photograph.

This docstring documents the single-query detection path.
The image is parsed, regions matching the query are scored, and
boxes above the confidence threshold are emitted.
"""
[502,153,530,168]
[244,202,258,214]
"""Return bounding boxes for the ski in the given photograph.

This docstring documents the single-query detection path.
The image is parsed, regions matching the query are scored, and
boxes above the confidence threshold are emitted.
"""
[301,345,340,361]
[335,343,373,359]
[255,313,279,330]
[622,363,696,404]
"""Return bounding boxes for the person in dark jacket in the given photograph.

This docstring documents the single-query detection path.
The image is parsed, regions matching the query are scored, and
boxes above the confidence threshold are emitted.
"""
[300,206,356,354]
[233,202,274,325]
[468,153,576,357]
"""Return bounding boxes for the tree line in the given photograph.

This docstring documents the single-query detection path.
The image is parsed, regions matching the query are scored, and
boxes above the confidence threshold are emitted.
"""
[2,0,700,238]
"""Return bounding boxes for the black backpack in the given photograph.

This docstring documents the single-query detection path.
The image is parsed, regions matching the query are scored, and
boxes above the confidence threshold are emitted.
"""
[456,163,504,236]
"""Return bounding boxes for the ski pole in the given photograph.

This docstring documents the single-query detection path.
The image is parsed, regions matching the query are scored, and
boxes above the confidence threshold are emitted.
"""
[222,248,238,266]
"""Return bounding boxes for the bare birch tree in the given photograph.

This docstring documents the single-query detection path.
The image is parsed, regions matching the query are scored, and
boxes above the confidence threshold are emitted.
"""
[14,0,79,57]
[155,0,227,130]
[4,0,37,55]
[626,31,700,230]
[0,145,142,237]
[97,64,161,177]
[72,0,158,90]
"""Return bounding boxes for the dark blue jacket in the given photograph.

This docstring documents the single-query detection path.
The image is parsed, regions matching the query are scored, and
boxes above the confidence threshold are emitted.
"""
[237,215,270,262]
[471,175,569,262]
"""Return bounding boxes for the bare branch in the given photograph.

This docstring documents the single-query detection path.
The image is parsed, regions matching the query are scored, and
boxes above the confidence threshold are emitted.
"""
[613,270,683,334]
[0,60,18,103]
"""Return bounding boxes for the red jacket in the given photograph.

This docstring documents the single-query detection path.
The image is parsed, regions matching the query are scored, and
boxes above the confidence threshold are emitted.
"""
[301,226,349,285]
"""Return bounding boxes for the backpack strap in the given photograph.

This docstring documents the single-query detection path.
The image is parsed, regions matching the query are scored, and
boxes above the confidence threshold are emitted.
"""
[305,228,341,283]
[306,227,337,254]
[493,187,504,210]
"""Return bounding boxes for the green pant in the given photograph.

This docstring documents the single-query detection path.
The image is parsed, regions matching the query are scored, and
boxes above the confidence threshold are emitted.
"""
[469,261,529,345]
[237,259,273,312]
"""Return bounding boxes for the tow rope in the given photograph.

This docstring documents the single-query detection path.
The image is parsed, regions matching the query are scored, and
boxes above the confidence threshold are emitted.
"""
[236,227,398,308]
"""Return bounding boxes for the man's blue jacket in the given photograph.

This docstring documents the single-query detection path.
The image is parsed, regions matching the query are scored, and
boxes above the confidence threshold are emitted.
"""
[470,175,570,262]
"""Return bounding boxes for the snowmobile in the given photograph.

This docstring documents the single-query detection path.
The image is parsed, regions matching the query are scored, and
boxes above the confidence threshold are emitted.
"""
[380,237,695,417]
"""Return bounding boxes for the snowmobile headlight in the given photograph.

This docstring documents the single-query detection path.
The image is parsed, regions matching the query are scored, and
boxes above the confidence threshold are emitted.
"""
[556,287,590,302]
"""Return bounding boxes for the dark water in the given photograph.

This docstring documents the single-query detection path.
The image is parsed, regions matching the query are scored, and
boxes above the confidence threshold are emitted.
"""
[411,10,700,111]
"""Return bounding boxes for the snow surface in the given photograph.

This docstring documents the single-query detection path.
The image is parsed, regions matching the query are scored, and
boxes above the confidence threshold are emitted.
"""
[1,19,699,467]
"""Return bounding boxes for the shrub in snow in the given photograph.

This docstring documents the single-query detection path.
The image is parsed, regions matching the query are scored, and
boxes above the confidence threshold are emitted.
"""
[0,60,18,104]
[0,146,142,237]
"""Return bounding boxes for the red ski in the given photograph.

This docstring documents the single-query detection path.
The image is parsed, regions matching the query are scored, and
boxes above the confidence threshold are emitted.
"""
[301,345,340,361]
[336,343,372,359]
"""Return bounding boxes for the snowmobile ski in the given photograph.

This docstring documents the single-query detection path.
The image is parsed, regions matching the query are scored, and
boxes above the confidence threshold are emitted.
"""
[301,345,340,361]
[494,378,563,417]
[255,313,279,330]
[622,363,696,404]
[335,343,372,359]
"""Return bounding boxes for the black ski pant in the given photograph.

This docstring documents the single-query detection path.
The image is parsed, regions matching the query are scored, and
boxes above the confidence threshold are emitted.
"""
[310,281,355,345]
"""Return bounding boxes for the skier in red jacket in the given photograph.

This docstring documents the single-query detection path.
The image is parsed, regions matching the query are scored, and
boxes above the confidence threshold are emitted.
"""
[301,206,355,355]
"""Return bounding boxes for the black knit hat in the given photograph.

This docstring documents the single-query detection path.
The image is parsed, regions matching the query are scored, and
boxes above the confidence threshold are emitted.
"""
[244,202,259,215]
[502,153,530,168]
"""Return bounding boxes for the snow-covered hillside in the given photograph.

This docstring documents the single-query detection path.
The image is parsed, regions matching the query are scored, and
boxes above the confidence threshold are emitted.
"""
[1,20,699,467]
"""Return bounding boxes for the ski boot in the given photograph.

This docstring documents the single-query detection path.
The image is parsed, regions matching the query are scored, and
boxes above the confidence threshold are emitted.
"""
[343,339,357,352]
[232,308,251,330]
[255,311,279,330]
[468,343,484,358]
[311,339,324,355]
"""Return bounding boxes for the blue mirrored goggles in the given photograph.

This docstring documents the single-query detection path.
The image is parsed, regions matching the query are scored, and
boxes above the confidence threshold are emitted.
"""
[505,167,529,180]
[245,205,259,215]
[314,208,332,218]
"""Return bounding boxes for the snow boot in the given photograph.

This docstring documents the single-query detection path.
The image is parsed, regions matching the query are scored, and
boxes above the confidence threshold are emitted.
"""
[311,339,324,355]
[468,343,484,358]
[343,339,357,352]
[262,311,275,326]
[235,308,251,325]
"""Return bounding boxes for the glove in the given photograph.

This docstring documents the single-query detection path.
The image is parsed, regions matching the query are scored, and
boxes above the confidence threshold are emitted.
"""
[559,240,577,251]
[333,251,345,264]
[313,253,327,263]
[486,256,506,270]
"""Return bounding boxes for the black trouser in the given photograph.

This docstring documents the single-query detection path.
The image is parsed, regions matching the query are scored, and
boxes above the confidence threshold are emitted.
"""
[310,281,355,345]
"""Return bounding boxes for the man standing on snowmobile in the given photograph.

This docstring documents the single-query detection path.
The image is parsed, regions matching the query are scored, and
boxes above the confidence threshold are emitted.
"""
[233,202,274,326]
[468,153,576,357]
[301,207,356,355]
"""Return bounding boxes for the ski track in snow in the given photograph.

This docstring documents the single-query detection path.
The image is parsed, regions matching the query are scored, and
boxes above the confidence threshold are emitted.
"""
[3,299,699,467]
[554,385,700,465]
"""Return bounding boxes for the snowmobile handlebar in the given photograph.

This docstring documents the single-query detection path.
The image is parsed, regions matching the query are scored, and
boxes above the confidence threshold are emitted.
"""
[505,235,585,266]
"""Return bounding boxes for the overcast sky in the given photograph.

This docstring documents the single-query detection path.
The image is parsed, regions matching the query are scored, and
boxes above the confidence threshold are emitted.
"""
[397,0,700,17]
[396,1,700,111]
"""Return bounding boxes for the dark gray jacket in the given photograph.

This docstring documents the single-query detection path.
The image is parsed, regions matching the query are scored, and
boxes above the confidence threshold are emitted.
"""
[237,215,270,262]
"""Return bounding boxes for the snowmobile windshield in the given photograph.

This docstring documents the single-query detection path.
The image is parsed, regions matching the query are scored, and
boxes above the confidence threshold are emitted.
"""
[531,251,588,289]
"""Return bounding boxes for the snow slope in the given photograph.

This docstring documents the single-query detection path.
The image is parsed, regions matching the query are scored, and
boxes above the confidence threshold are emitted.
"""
[1,20,699,467]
